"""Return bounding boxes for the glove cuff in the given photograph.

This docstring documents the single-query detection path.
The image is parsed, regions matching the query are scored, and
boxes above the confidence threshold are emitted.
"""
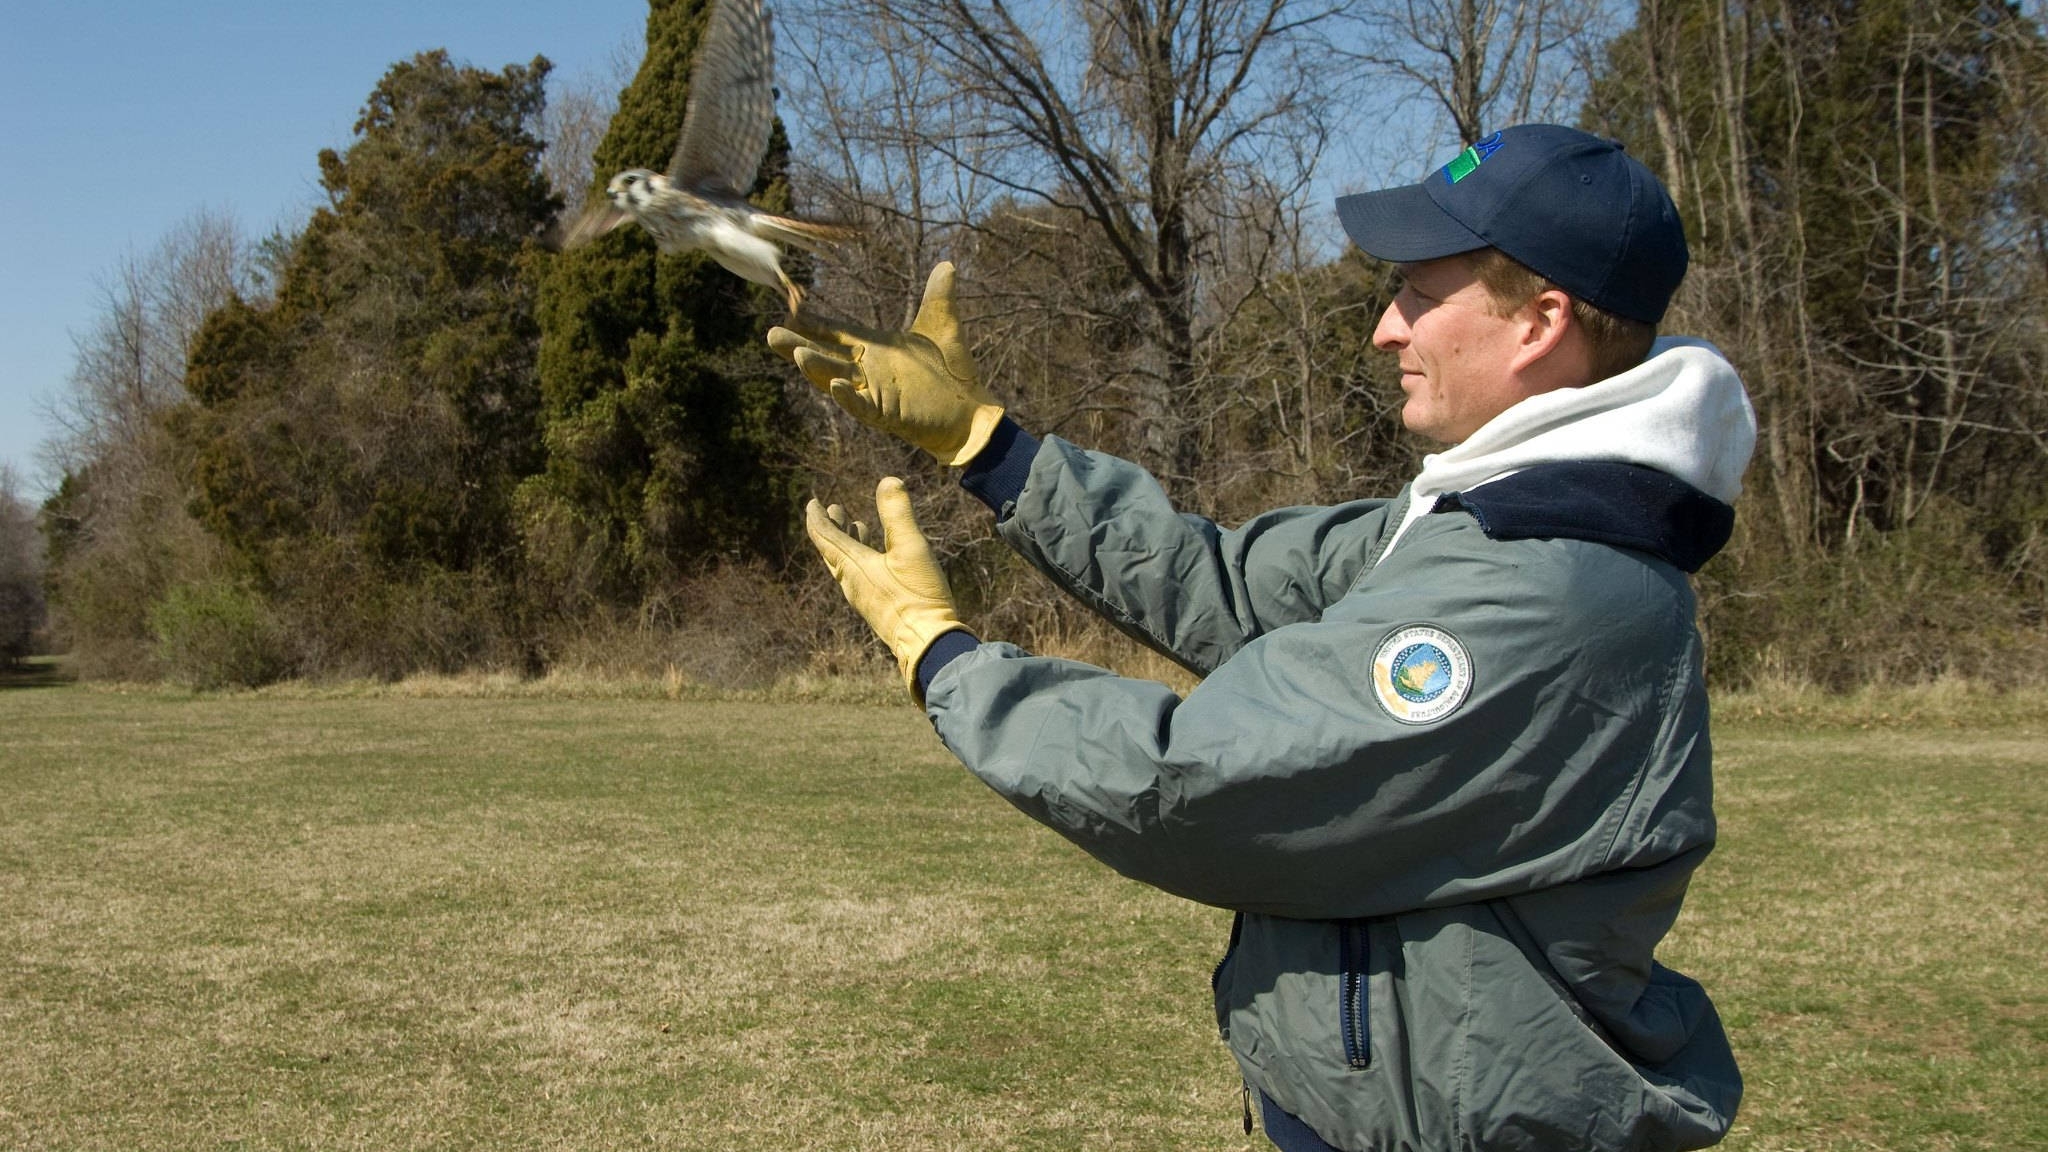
[941,403,1009,468]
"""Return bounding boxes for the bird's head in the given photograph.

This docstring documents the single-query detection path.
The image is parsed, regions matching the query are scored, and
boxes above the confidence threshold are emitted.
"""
[606,169,664,211]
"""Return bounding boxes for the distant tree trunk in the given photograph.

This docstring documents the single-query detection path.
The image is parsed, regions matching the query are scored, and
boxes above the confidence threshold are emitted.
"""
[1638,0,1687,216]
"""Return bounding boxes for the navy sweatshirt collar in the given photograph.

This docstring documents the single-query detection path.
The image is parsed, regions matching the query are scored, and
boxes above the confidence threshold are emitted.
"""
[1430,460,1734,573]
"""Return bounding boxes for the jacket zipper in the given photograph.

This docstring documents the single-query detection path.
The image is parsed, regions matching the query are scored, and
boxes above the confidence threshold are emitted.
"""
[1211,911,1244,1039]
[1216,915,1253,1135]
[1340,921,1372,1070]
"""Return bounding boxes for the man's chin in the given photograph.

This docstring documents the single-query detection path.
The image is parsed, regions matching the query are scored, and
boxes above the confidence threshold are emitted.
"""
[1401,410,1458,446]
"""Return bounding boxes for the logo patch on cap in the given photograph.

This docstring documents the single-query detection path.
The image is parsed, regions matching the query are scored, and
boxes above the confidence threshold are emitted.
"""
[1371,625,1473,724]
[1442,131,1506,184]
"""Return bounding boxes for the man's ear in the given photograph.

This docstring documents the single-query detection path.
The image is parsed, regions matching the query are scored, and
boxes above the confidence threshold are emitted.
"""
[1511,288,1584,378]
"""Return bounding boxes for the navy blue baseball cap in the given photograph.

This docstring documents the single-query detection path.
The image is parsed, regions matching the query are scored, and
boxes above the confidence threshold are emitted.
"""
[1336,125,1688,324]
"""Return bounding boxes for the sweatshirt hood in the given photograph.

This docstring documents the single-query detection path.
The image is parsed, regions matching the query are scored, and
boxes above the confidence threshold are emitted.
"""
[1411,337,1757,508]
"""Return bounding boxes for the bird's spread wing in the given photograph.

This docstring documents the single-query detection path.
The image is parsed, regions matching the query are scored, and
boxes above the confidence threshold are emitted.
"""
[668,0,776,198]
[547,202,631,252]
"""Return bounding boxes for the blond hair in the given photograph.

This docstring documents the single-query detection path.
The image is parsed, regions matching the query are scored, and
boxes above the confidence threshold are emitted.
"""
[1466,249,1657,382]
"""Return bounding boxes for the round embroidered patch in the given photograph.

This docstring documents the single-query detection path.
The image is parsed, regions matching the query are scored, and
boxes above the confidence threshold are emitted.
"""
[1371,625,1473,724]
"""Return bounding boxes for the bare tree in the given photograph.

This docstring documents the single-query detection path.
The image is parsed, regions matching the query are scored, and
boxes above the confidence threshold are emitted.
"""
[1838,10,2048,536]
[1342,0,1611,145]
[43,209,255,491]
[781,0,1349,500]
[37,208,253,675]
[540,35,641,201]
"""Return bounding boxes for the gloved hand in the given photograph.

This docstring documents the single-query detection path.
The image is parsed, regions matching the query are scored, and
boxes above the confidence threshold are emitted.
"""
[768,262,1006,467]
[805,476,968,700]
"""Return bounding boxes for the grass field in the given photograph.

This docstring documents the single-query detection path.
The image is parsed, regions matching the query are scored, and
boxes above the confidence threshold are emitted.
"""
[1,672,2042,1150]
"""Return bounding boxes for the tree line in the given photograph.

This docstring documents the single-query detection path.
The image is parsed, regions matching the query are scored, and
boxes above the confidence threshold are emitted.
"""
[21,0,2048,690]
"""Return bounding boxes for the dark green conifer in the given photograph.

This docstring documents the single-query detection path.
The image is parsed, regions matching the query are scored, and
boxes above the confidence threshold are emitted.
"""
[521,0,801,609]
[175,51,558,675]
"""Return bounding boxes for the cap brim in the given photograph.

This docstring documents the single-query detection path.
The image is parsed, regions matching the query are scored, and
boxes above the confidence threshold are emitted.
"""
[1336,184,1488,263]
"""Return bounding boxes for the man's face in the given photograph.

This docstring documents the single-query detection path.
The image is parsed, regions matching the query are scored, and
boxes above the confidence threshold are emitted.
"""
[1372,255,1532,445]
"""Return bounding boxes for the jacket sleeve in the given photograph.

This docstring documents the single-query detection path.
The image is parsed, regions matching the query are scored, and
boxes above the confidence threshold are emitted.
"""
[966,425,1400,675]
[923,520,1718,920]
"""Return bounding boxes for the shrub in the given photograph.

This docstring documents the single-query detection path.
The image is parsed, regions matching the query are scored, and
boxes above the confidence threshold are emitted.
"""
[1701,498,2048,690]
[149,581,294,690]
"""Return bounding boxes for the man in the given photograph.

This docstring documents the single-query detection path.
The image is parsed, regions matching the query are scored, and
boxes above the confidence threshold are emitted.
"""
[771,124,1753,1151]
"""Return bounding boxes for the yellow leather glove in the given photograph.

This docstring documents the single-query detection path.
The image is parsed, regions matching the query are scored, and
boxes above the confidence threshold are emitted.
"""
[805,477,969,701]
[768,262,1006,467]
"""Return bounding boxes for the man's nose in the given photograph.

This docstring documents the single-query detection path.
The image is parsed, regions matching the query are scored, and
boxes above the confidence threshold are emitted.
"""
[1372,301,1407,351]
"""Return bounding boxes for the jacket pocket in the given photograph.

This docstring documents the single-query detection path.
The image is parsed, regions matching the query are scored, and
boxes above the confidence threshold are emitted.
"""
[1339,920,1372,1070]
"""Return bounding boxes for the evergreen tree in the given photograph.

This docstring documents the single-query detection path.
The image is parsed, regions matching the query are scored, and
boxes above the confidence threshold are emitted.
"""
[0,468,44,665]
[521,0,801,612]
[176,51,559,677]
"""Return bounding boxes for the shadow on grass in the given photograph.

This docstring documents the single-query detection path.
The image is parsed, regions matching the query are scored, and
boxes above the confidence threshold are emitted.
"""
[0,656,75,690]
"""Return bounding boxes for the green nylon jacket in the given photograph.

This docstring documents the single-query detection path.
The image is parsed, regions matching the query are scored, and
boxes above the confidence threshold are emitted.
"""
[924,434,1743,1151]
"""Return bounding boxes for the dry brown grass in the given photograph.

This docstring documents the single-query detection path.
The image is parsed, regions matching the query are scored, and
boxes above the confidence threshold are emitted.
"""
[0,687,1241,1150]
[3,681,2041,1149]
[1662,710,2046,1150]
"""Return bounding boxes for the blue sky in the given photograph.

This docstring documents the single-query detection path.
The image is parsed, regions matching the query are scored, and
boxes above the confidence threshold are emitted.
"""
[0,0,648,497]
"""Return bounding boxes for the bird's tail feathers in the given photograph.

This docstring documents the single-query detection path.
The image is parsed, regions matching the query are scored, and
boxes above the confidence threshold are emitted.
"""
[754,214,861,253]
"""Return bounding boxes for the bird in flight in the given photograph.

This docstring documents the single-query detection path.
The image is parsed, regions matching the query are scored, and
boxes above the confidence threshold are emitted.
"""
[553,0,854,314]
